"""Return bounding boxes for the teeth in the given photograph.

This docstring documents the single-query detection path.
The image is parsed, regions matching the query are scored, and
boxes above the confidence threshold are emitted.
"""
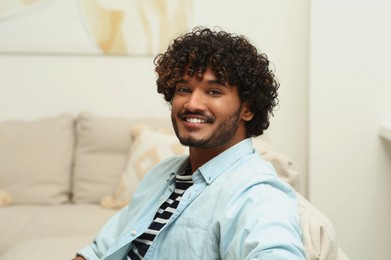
[186,118,206,124]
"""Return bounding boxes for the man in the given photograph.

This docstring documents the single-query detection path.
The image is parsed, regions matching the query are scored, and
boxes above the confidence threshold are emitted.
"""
[74,27,305,259]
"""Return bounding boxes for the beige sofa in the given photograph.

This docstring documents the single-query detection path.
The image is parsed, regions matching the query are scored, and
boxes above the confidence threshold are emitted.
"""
[0,112,348,260]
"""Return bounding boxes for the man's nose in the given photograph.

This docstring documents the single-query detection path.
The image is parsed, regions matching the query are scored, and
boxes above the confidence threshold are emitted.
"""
[184,90,206,112]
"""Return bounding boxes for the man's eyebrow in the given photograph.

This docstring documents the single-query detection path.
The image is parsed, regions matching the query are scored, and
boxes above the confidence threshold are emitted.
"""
[207,79,228,87]
[175,79,187,84]
[175,79,228,87]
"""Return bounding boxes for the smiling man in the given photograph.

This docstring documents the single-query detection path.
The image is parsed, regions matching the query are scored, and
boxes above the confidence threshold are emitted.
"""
[74,27,305,260]
[170,67,253,172]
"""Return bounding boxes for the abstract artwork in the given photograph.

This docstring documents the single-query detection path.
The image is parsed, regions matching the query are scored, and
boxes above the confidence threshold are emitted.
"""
[0,0,193,55]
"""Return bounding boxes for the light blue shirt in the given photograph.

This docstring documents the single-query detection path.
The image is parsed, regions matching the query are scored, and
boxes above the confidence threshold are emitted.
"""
[78,138,305,259]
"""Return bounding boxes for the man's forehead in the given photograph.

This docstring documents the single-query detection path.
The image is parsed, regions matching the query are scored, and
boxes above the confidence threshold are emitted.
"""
[179,72,230,88]
[182,67,218,80]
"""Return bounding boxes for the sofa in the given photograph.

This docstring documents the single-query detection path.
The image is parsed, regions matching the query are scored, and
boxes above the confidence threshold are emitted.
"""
[0,112,348,259]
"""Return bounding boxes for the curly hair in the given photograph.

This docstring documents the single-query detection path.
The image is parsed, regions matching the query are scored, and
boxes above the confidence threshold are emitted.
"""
[154,27,279,137]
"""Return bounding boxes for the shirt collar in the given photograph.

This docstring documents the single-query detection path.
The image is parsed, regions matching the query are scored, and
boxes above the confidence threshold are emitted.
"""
[196,138,254,184]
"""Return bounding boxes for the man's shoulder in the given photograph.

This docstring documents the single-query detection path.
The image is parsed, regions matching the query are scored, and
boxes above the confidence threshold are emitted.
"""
[238,151,278,178]
[228,154,295,194]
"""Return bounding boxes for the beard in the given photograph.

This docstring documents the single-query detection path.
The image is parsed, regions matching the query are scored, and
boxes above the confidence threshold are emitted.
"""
[171,107,242,149]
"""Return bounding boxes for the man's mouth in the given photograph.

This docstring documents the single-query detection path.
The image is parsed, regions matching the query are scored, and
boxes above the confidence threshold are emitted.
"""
[178,111,214,125]
[185,117,207,124]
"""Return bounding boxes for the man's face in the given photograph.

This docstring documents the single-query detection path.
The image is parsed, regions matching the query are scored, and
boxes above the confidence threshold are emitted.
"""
[171,67,252,150]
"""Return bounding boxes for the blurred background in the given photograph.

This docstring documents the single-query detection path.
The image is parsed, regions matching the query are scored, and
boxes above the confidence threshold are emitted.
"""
[0,0,390,259]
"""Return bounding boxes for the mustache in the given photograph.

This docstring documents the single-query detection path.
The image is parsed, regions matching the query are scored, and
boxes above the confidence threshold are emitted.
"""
[178,110,215,123]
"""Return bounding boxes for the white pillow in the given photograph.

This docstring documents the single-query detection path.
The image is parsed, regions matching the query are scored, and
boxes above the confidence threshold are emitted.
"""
[100,125,187,209]
[260,150,300,192]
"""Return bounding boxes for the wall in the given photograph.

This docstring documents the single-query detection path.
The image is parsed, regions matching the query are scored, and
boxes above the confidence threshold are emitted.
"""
[0,55,166,119]
[0,0,310,195]
[309,1,391,259]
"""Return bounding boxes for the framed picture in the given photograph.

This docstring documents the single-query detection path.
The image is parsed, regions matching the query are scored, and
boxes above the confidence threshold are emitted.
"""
[0,0,193,56]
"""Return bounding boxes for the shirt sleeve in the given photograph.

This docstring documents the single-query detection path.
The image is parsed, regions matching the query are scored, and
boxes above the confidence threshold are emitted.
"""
[220,182,306,260]
[76,205,130,260]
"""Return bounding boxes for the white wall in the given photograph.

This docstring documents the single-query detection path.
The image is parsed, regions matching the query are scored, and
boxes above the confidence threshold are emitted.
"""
[309,1,391,259]
[0,0,310,195]
[0,55,167,119]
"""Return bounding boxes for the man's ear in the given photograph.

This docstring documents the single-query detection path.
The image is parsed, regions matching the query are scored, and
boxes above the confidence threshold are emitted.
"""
[241,103,254,121]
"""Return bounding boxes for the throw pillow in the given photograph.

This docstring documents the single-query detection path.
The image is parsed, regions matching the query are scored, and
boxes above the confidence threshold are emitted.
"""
[0,114,74,205]
[253,136,300,191]
[100,125,187,209]
[260,150,300,191]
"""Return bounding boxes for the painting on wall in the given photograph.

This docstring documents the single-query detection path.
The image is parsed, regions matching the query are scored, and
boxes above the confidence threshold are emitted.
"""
[0,0,193,55]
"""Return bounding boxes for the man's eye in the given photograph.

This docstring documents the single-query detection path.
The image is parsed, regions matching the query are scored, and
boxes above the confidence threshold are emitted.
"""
[208,90,222,95]
[175,86,188,92]
[176,87,190,93]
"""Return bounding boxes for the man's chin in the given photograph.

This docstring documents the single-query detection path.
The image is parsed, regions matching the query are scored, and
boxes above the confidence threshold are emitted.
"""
[178,136,209,148]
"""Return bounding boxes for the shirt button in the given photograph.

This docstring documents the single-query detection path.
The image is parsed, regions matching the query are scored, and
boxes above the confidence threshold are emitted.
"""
[130,229,137,236]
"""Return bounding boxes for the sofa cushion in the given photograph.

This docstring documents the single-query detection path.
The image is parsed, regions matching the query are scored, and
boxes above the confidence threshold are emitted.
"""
[72,112,135,204]
[72,112,173,204]
[0,204,116,255]
[0,114,74,205]
[0,236,93,260]
[100,125,187,209]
